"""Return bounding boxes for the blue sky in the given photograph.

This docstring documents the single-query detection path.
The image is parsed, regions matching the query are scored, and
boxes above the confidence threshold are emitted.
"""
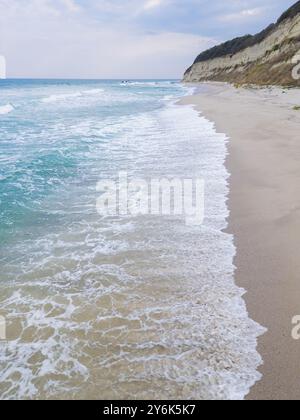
[0,0,296,78]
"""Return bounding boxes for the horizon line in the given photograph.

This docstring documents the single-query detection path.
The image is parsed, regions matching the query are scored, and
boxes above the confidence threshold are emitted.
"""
[0,77,181,81]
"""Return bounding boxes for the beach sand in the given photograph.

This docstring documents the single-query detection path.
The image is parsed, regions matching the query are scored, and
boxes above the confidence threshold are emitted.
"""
[180,83,300,400]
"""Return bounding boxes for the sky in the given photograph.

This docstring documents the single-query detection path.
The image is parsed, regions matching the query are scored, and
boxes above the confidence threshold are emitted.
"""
[0,0,297,79]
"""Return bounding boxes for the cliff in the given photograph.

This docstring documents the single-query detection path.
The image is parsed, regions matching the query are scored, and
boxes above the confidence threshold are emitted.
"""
[183,1,300,86]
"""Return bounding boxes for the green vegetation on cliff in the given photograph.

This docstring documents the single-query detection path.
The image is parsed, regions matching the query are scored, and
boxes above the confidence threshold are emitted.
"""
[184,1,300,86]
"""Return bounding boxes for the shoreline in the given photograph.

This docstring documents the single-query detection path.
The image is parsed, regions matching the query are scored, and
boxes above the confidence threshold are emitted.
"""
[180,83,300,400]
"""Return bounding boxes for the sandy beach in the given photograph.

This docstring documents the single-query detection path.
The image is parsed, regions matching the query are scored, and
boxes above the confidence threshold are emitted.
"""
[180,83,300,400]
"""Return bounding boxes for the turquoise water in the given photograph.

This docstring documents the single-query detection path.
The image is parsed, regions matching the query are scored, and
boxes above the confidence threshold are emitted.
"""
[0,80,183,245]
[0,80,264,400]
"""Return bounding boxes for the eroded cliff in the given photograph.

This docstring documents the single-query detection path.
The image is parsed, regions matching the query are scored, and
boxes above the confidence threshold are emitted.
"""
[183,1,300,86]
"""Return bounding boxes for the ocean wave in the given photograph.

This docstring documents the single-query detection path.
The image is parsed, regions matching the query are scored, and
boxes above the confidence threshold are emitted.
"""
[162,95,176,101]
[120,81,177,88]
[82,88,104,95]
[42,92,83,103]
[0,96,265,400]
[121,81,159,86]
[0,81,265,400]
[0,104,14,115]
[42,89,104,104]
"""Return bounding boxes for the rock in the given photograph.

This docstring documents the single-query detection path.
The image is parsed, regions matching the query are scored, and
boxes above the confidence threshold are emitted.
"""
[183,1,300,87]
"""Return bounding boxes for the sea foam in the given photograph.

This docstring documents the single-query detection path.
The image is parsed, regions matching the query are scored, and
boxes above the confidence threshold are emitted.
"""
[42,89,104,104]
[0,104,14,115]
[0,81,265,400]
[42,92,83,103]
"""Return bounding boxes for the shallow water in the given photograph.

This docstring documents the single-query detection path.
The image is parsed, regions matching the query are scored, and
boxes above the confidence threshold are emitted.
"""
[0,80,264,399]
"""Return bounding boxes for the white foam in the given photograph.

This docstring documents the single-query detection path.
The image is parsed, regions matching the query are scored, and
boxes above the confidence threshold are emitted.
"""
[120,81,176,88]
[42,92,84,104]
[42,89,105,104]
[82,88,104,95]
[0,87,265,400]
[0,104,14,115]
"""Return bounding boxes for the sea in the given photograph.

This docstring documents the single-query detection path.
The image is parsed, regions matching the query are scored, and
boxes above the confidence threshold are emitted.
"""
[0,79,264,400]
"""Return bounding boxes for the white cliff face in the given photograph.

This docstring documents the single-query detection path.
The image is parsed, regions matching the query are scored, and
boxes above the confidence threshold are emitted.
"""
[184,14,300,86]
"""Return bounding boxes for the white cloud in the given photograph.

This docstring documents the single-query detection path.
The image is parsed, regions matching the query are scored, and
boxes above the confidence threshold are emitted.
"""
[60,0,81,13]
[143,0,163,11]
[0,0,216,78]
[219,7,265,22]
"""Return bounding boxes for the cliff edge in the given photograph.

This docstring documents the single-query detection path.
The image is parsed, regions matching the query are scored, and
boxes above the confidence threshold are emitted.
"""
[183,1,300,86]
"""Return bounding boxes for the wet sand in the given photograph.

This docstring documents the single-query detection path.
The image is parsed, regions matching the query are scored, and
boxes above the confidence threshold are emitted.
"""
[180,83,300,400]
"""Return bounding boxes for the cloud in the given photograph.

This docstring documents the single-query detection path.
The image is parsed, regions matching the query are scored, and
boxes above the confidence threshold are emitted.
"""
[143,0,164,11]
[60,0,81,13]
[0,0,295,78]
[219,7,266,23]
[0,0,216,78]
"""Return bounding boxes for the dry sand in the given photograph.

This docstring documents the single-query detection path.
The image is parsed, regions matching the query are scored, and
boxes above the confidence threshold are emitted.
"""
[180,83,300,400]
